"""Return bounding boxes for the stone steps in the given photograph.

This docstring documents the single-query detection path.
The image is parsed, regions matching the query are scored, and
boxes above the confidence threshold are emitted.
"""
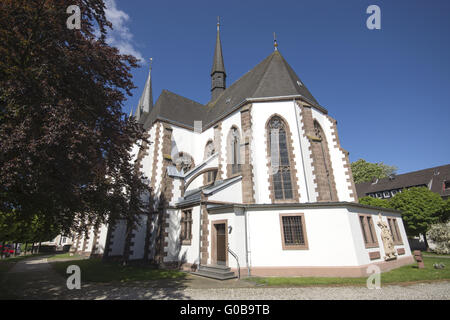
[191,264,237,280]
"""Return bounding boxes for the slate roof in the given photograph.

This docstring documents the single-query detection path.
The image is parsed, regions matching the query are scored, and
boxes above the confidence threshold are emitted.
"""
[142,50,323,131]
[355,164,450,199]
[143,89,205,129]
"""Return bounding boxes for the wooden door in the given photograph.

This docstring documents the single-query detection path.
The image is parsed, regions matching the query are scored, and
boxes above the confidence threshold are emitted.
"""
[215,223,226,265]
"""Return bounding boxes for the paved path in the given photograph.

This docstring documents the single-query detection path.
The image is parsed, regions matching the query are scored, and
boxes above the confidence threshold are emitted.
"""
[0,256,71,299]
[1,256,449,300]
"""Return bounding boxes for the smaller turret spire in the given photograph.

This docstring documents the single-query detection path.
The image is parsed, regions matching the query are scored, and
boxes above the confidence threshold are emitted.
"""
[134,58,154,123]
[211,17,226,101]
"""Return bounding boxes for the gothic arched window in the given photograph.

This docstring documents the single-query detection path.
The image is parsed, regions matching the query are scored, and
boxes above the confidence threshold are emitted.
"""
[267,116,294,200]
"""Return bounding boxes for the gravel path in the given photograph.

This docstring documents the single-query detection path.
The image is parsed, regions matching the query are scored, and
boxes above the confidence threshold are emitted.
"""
[1,256,449,300]
[63,281,450,300]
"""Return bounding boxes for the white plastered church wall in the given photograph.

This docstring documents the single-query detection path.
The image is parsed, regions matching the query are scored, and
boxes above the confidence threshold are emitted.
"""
[141,124,157,185]
[153,123,165,198]
[130,214,147,260]
[247,207,360,267]
[207,180,243,203]
[109,219,127,256]
[164,206,201,265]
[311,108,353,202]
[95,224,109,255]
[295,103,318,202]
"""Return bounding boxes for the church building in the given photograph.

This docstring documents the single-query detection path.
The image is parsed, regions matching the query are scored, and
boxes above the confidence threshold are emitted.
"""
[71,21,414,278]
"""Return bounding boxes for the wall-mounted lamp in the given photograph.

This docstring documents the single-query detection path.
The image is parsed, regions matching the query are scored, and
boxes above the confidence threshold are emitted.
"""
[228,226,232,234]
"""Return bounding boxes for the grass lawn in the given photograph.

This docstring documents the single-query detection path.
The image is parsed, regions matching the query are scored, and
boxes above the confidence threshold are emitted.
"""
[421,252,450,257]
[50,258,187,283]
[46,252,84,260]
[248,256,450,287]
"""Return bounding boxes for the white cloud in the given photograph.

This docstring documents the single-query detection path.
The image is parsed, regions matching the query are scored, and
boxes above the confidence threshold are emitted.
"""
[103,0,145,64]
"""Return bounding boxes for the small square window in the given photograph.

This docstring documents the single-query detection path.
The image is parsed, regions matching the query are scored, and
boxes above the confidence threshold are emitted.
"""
[180,210,193,245]
[280,213,309,250]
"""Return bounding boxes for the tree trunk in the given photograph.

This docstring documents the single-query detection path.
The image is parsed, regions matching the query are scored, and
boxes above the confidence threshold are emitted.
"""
[423,233,430,251]
[38,242,41,253]
[122,220,133,266]
[102,223,114,262]
[143,213,153,262]
[14,243,18,256]
[24,242,28,255]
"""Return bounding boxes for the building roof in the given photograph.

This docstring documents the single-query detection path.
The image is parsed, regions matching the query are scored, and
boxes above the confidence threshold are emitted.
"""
[355,164,450,199]
[143,89,205,129]
[142,50,323,131]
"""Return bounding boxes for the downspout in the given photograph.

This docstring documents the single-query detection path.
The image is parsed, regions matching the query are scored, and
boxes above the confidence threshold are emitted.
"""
[293,99,310,202]
[198,194,207,268]
[198,201,203,268]
[244,207,251,277]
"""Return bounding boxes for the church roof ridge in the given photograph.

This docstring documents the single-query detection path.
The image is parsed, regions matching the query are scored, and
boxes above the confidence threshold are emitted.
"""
[142,40,324,131]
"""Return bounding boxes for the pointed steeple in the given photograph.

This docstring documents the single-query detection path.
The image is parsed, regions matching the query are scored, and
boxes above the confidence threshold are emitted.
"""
[135,58,154,124]
[211,17,226,101]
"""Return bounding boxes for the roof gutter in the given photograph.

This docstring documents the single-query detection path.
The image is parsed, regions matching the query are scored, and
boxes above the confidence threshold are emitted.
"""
[207,201,403,215]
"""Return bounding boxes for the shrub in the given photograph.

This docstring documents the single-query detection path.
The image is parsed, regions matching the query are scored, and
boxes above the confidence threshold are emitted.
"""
[427,223,450,254]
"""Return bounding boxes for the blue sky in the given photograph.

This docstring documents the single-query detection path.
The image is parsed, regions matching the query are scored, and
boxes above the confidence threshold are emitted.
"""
[106,0,450,174]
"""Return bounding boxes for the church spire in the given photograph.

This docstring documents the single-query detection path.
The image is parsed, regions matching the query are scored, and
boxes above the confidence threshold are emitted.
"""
[135,58,153,123]
[211,17,226,101]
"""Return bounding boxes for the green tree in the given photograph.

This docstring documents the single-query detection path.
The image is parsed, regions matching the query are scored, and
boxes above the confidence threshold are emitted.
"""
[389,187,444,248]
[359,196,392,209]
[438,199,450,223]
[351,159,397,184]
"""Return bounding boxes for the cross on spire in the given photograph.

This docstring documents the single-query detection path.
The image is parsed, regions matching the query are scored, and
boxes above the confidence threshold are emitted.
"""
[273,32,278,51]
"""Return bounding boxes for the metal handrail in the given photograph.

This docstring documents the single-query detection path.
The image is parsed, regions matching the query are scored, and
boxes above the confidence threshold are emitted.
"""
[227,244,240,279]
